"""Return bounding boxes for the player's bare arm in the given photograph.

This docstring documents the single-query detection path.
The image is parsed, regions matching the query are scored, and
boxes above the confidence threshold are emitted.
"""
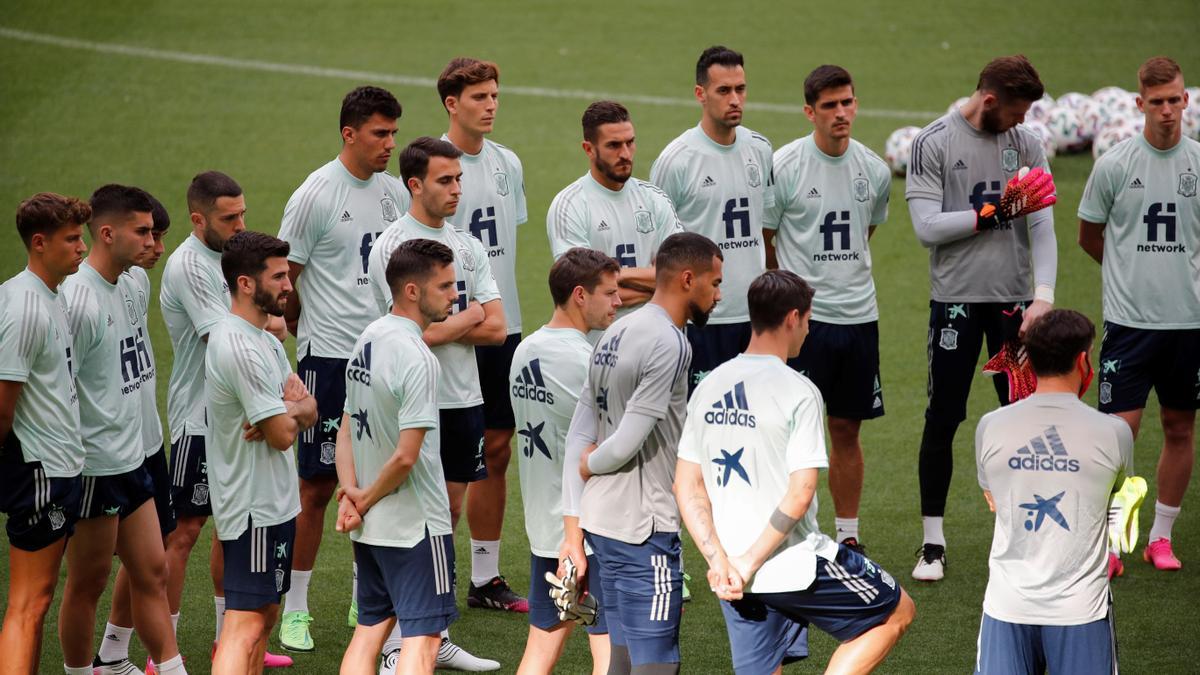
[675,460,742,600]
[1078,219,1106,264]
[283,261,304,337]
[456,298,506,346]
[357,427,427,514]
[558,515,589,583]
[729,468,819,582]
[762,230,779,270]
[0,379,22,440]
[422,299,485,347]
[331,413,363,533]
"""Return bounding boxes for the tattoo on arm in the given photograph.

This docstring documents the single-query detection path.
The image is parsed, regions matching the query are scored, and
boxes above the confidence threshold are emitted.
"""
[769,508,799,534]
[686,494,721,562]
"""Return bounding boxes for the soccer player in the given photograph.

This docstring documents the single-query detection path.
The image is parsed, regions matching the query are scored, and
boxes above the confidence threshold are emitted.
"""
[160,172,293,667]
[906,55,1057,581]
[0,193,89,674]
[567,231,722,673]
[276,85,410,649]
[547,101,682,319]
[763,65,892,551]
[675,270,914,675]
[1078,56,1199,572]
[333,239,460,675]
[94,193,180,674]
[437,58,529,610]
[207,231,317,675]
[974,309,1131,674]
[650,45,774,391]
[513,248,621,674]
[59,185,184,675]
[366,136,502,671]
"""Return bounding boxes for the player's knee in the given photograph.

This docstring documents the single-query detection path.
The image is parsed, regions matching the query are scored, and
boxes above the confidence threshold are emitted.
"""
[486,442,512,471]
[129,557,169,595]
[1160,410,1196,449]
[890,590,916,633]
[299,476,337,509]
[70,556,116,594]
[8,585,55,619]
[167,517,203,551]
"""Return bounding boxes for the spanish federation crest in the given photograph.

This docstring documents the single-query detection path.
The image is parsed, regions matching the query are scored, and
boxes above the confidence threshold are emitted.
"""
[853,177,870,203]
[320,442,336,465]
[380,197,399,222]
[1099,382,1113,405]
[635,210,654,234]
[457,246,476,272]
[192,483,210,506]
[1001,147,1020,173]
[275,569,286,592]
[1179,171,1197,198]
[125,295,138,325]
[746,162,762,188]
[494,171,510,197]
[939,328,959,351]
[48,504,66,531]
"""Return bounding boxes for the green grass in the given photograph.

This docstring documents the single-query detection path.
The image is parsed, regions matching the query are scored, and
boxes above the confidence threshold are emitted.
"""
[2,1,1199,672]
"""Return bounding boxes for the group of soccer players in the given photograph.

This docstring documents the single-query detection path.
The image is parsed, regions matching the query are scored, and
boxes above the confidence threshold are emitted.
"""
[0,43,1195,675]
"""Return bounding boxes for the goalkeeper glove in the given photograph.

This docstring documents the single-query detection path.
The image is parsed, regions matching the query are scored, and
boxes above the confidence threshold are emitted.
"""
[976,166,1058,231]
[545,556,598,626]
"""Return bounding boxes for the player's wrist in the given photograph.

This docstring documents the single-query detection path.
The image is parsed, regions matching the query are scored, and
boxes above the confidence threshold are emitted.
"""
[1034,285,1055,304]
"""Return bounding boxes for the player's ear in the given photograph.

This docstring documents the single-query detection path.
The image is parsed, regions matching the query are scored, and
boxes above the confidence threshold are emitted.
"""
[341,124,355,145]
[444,96,458,117]
[694,84,705,104]
[581,140,594,160]
[572,284,586,307]
[803,105,816,123]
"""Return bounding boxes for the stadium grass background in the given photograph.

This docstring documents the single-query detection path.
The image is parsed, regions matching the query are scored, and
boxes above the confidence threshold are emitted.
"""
[1,1,1198,671]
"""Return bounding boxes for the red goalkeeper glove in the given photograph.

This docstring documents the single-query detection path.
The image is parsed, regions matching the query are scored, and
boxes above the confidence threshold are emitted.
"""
[976,167,1058,231]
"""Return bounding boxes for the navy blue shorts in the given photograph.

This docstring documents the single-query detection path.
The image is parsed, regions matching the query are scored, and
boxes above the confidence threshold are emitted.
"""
[926,301,1026,424]
[169,434,211,517]
[475,333,521,430]
[529,554,608,635]
[787,320,884,420]
[354,534,458,636]
[80,464,155,521]
[221,516,296,611]
[0,432,82,552]
[1097,323,1200,413]
[439,406,486,483]
[585,531,682,666]
[144,446,176,537]
[686,321,752,393]
[720,544,900,674]
[975,610,1117,674]
[297,354,348,480]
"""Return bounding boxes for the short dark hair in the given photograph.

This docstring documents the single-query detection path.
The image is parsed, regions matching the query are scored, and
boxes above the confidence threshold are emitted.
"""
[804,65,854,105]
[398,136,463,188]
[976,55,1044,103]
[582,100,631,143]
[187,171,243,216]
[437,58,500,110]
[748,270,814,334]
[1138,56,1183,92]
[221,230,290,294]
[385,238,455,297]
[147,193,170,233]
[88,184,154,231]
[548,248,621,306]
[696,45,743,86]
[340,86,402,131]
[655,232,722,282]
[1023,309,1095,377]
[15,192,92,249]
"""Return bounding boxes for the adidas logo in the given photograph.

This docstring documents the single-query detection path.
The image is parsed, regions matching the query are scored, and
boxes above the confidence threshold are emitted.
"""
[703,381,756,427]
[806,187,821,199]
[701,176,716,188]
[473,546,489,554]
[952,159,968,170]
[1129,178,1144,189]
[341,210,353,222]
[347,342,372,385]
[592,329,625,368]
[598,220,610,231]
[105,633,120,641]
[1008,425,1080,473]
[511,358,554,404]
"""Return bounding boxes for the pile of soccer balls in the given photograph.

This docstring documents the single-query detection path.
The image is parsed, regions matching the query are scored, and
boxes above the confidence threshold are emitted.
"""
[883,87,1200,176]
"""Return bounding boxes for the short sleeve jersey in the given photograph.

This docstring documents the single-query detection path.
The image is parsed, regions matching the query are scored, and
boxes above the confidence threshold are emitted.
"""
[650,125,775,324]
[678,354,838,593]
[127,266,163,456]
[367,213,502,408]
[579,303,691,543]
[204,314,300,541]
[160,235,230,441]
[1077,135,1200,329]
[766,136,891,324]
[62,262,149,476]
[510,326,592,557]
[0,269,82,477]
[442,136,527,336]
[906,111,1050,303]
[345,314,450,548]
[975,393,1133,625]
[278,158,412,358]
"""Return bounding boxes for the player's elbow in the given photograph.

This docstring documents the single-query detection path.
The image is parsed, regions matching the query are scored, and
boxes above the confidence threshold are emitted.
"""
[264,419,298,452]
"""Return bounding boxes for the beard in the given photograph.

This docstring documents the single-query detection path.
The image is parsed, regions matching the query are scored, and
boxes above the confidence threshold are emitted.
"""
[253,285,288,317]
[419,292,451,324]
[980,107,1007,134]
[688,299,715,327]
[595,155,632,185]
[202,226,227,253]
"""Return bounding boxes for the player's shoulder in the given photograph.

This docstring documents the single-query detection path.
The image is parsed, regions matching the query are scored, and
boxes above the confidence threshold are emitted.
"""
[772,135,808,164]
[485,139,523,169]
[850,139,891,176]
[550,174,589,205]
[290,160,342,200]
[0,273,49,326]
[633,178,674,204]
[654,128,699,166]
[739,125,774,153]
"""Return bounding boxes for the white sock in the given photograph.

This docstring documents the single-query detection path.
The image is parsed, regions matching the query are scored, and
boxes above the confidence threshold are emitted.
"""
[441,628,449,640]
[383,623,404,653]
[171,612,180,634]
[63,665,92,675]
[283,569,312,614]
[470,539,501,586]
[214,596,226,642]
[1149,501,1181,542]
[155,654,188,675]
[922,516,946,547]
[97,622,133,662]
[351,561,358,605]
[835,517,860,543]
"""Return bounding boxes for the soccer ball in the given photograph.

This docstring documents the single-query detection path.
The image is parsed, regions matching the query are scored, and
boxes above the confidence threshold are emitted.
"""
[1043,106,1088,153]
[884,126,921,176]
[1078,97,1113,140]
[1055,92,1090,113]
[1093,124,1136,159]
[1022,120,1056,162]
[1183,107,1200,140]
[1092,86,1130,109]
[1026,97,1055,123]
[947,96,970,115]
